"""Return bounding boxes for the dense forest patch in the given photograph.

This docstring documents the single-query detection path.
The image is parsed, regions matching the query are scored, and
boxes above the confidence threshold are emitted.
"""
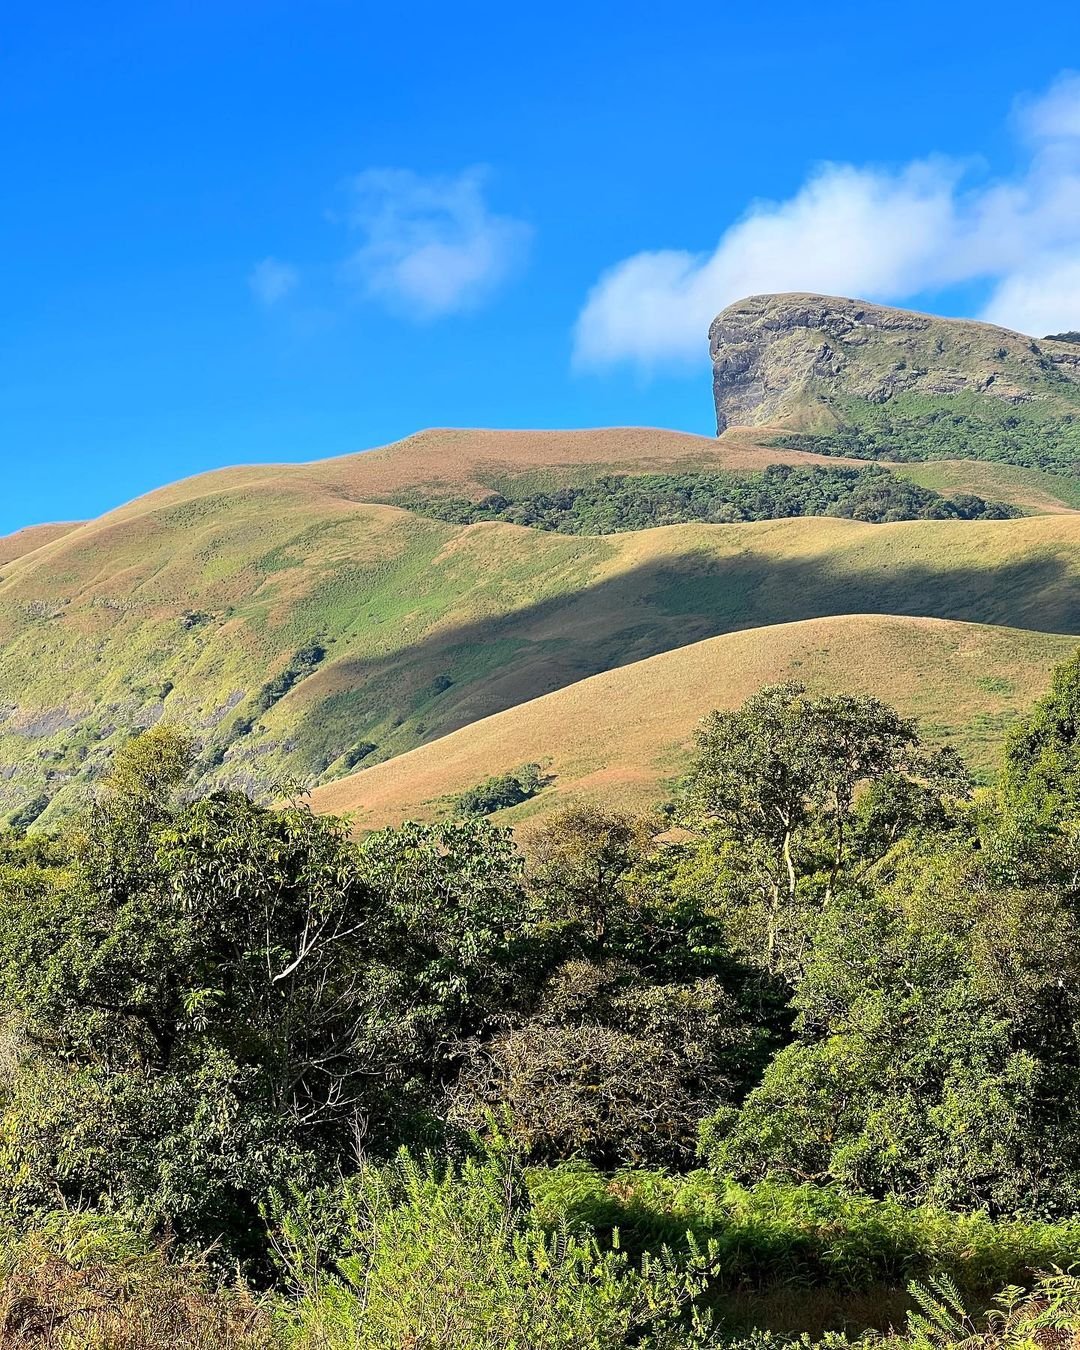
[395,464,1019,533]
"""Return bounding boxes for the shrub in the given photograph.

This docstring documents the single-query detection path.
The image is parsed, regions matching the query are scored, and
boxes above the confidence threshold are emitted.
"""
[450,969,753,1166]
[275,1148,719,1349]
[453,763,547,816]
[527,1167,1080,1298]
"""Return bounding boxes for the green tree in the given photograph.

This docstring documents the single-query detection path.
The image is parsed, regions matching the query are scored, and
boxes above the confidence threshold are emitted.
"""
[526,805,656,954]
[997,648,1080,895]
[679,683,968,975]
[0,738,529,1260]
[704,830,1080,1213]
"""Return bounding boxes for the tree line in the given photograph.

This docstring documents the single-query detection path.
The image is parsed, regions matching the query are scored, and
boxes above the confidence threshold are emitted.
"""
[397,464,1018,533]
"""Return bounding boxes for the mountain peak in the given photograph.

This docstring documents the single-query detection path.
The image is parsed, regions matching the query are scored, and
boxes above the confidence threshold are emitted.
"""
[709,293,1080,434]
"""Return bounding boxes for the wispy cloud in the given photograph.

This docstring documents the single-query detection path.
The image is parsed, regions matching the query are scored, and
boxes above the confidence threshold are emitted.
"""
[249,257,299,307]
[1017,70,1080,142]
[340,167,532,319]
[574,71,1080,370]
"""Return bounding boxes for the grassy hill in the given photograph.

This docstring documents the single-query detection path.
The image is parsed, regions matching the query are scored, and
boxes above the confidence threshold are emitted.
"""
[2,441,1079,824]
[897,459,1080,513]
[310,614,1078,828]
[1,372,1079,827]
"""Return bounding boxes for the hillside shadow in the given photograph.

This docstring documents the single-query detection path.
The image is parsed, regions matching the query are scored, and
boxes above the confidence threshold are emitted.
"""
[292,543,1080,772]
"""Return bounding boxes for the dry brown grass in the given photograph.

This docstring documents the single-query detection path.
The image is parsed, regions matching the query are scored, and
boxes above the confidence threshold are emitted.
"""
[0,524,82,566]
[0,1235,275,1349]
[310,614,1077,829]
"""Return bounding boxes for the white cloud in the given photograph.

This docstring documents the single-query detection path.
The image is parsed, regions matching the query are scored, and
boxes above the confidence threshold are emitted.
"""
[982,256,1080,338]
[1016,70,1080,143]
[249,257,299,307]
[574,72,1080,370]
[341,167,531,319]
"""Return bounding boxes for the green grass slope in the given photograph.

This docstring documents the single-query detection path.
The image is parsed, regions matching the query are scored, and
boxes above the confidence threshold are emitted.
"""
[309,614,1078,828]
[2,427,1079,825]
[897,459,1080,512]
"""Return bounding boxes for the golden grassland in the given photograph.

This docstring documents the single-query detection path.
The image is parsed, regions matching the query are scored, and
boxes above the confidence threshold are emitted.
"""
[309,614,1079,828]
[0,522,82,566]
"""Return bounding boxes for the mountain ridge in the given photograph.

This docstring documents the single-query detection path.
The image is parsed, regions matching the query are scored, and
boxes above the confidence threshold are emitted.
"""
[708,294,1080,499]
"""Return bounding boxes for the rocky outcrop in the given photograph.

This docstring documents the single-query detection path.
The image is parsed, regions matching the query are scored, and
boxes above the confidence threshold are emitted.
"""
[710,293,1080,432]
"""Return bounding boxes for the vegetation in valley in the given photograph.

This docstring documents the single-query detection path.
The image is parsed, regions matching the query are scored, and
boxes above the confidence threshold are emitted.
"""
[0,643,1079,1344]
[396,465,1020,533]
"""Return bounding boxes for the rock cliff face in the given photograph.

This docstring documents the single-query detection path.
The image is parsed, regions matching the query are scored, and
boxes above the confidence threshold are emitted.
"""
[710,293,1080,433]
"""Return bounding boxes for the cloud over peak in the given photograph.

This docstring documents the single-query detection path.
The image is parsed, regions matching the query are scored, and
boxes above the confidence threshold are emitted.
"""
[574,71,1080,371]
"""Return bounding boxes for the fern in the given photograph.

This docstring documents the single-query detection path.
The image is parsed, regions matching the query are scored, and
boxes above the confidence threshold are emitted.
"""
[905,1274,979,1349]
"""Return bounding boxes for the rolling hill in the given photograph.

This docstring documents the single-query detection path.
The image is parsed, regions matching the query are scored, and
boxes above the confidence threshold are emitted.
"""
[3,296,1080,829]
[3,484,1079,824]
[309,615,1077,828]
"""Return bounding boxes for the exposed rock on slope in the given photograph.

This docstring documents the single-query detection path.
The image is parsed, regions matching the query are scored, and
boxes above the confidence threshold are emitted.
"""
[710,293,1080,432]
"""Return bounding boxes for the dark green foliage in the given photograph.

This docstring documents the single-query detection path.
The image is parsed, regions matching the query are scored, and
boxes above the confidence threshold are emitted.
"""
[675,683,969,978]
[0,739,538,1264]
[340,741,377,772]
[771,391,1080,477]
[397,465,1017,534]
[7,793,49,831]
[453,762,547,816]
[0,755,380,1262]
[253,641,327,715]
[1000,647,1080,829]
[449,806,783,1166]
[703,826,1080,1213]
[4,650,1080,1341]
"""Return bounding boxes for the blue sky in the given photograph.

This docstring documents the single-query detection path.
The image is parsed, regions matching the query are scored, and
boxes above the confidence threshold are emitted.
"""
[3,1,1080,533]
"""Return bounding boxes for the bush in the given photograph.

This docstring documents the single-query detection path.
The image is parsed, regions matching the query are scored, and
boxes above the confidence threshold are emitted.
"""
[527,1167,1080,1297]
[6,795,49,832]
[275,1148,719,1349]
[450,968,754,1166]
[453,763,547,816]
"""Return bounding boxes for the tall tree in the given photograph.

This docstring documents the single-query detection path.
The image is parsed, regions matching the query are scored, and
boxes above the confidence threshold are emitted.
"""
[679,683,968,975]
